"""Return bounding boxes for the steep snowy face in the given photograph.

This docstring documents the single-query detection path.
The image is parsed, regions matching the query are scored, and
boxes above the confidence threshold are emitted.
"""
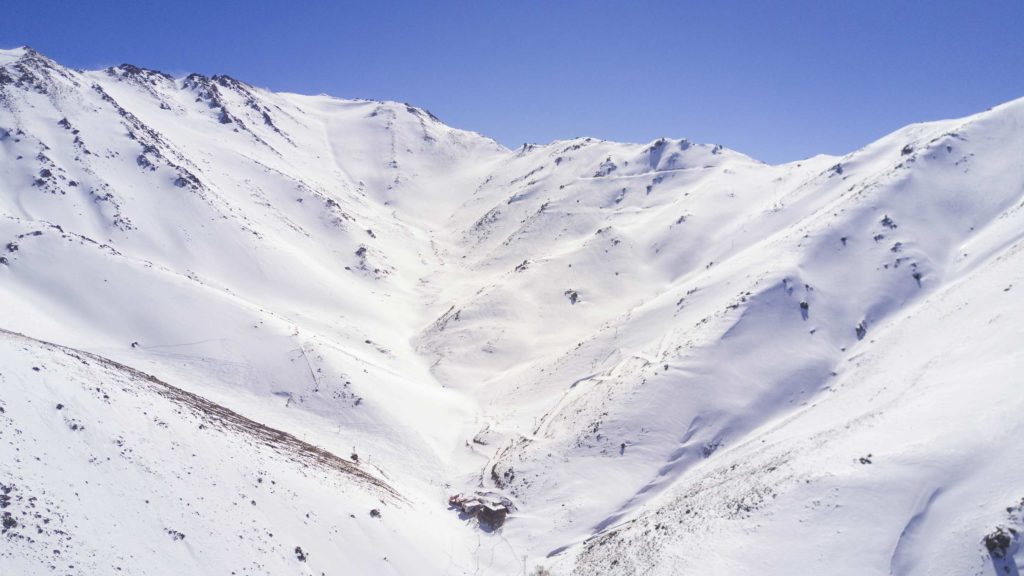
[2,47,1024,576]
[0,46,505,460]
[0,48,510,572]
[422,97,1024,575]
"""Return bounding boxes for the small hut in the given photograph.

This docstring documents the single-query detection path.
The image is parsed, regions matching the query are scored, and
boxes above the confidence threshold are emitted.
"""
[448,492,514,529]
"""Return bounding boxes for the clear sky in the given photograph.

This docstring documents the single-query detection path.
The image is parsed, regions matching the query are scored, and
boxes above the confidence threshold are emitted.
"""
[3,1,1022,163]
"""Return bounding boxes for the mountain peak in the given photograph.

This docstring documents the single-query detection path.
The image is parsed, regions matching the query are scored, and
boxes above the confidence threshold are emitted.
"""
[0,46,34,66]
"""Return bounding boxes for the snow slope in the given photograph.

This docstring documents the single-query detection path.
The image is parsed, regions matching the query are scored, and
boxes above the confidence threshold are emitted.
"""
[1,46,1022,575]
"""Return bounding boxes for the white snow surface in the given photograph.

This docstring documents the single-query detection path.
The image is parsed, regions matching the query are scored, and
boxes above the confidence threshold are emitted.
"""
[1,47,1023,575]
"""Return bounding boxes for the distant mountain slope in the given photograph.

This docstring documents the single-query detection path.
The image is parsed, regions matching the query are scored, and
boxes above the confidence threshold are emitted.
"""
[1,46,1022,575]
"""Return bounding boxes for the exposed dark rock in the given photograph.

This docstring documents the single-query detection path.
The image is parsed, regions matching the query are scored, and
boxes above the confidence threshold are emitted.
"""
[565,290,579,305]
[1,511,17,533]
[984,526,1015,558]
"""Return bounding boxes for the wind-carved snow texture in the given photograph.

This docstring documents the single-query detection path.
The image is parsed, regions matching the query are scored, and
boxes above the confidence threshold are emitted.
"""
[1,46,1024,575]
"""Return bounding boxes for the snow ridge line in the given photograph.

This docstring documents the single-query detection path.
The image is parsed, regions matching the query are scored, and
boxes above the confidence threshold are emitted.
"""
[0,326,404,502]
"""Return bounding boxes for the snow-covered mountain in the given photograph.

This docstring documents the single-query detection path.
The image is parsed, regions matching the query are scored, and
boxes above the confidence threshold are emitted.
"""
[1,46,1022,575]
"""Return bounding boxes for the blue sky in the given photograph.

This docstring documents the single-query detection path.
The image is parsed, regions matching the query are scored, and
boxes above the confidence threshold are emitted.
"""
[4,1,1022,163]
